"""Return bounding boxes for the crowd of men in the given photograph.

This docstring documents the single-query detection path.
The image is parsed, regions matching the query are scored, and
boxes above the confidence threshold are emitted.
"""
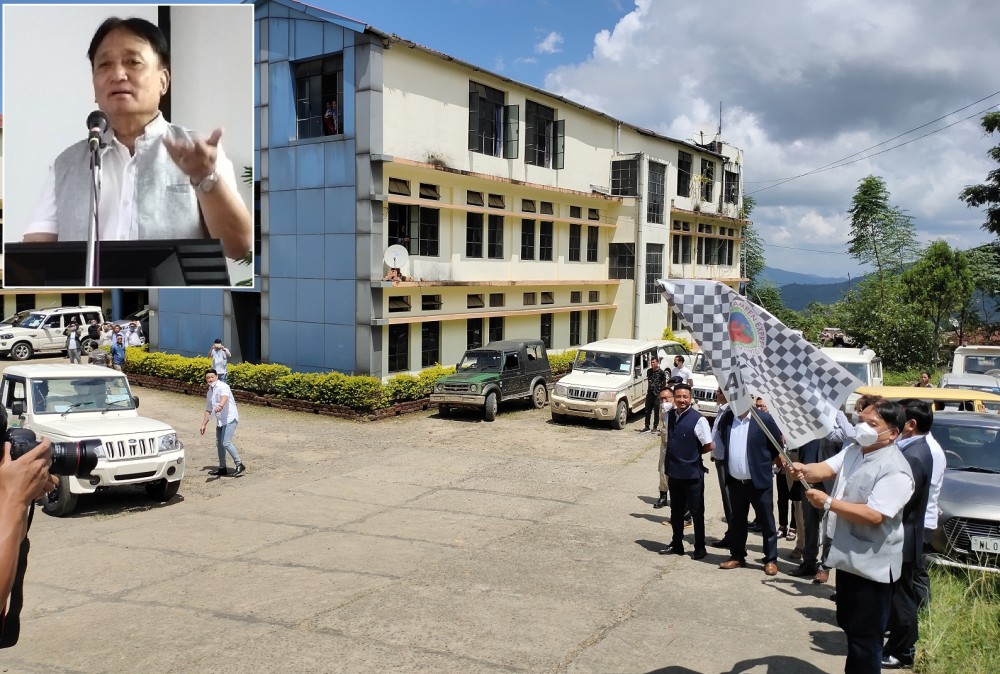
[648,366,944,673]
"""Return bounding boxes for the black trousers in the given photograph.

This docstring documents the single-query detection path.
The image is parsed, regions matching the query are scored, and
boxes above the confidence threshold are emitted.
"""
[885,560,918,664]
[713,459,733,536]
[643,392,660,429]
[727,478,778,563]
[800,483,830,569]
[912,534,932,609]
[836,570,892,674]
[668,476,705,552]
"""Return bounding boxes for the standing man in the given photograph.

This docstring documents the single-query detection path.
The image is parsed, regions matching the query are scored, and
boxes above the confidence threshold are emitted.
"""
[200,369,245,477]
[715,400,784,575]
[660,384,713,559]
[109,333,126,371]
[125,322,143,347]
[913,429,945,608]
[671,355,693,386]
[709,388,734,548]
[63,322,82,364]
[653,387,674,509]
[642,357,668,433]
[882,399,934,670]
[208,339,232,383]
[789,399,913,674]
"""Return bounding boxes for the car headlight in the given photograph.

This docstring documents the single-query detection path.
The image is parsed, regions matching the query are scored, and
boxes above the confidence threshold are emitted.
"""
[92,444,107,459]
[435,383,443,393]
[159,433,179,453]
[597,391,616,401]
[554,384,567,396]
[469,384,479,393]
[0,333,12,340]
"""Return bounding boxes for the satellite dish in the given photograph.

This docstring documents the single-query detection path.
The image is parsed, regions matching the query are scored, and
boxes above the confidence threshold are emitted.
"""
[384,245,410,269]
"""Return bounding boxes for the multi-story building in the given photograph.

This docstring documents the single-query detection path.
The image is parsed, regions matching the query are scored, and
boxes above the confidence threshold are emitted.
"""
[150,0,749,378]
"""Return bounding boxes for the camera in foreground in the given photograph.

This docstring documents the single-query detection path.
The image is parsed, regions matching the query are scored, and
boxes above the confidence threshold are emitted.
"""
[8,428,101,477]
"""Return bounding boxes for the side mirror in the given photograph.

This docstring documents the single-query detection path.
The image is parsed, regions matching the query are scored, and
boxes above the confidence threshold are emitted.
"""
[12,401,25,416]
[132,396,140,408]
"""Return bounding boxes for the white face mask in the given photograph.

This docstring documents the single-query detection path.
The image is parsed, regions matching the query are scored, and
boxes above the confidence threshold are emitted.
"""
[851,411,861,425]
[854,422,889,447]
[660,401,674,414]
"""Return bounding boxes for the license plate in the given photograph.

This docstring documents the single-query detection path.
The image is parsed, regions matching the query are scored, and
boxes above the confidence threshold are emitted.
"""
[971,536,1000,554]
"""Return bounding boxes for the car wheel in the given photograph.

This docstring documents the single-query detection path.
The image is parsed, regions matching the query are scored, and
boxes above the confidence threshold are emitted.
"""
[551,412,566,423]
[483,391,498,421]
[612,399,628,430]
[531,382,547,409]
[10,341,33,361]
[81,338,97,355]
[42,477,78,517]
[145,479,180,502]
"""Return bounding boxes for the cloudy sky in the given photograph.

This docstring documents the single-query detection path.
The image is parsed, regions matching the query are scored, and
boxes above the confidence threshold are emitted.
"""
[2,0,997,278]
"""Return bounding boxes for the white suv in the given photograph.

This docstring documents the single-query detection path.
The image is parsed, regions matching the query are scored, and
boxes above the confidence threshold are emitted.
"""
[0,305,104,361]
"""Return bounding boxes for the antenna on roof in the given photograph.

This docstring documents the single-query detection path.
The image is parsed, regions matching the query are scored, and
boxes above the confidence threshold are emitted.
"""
[718,101,722,138]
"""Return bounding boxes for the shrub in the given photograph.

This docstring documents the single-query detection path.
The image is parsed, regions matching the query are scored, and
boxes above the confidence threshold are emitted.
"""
[384,364,456,402]
[229,362,292,394]
[884,369,941,387]
[549,350,577,375]
[661,326,695,352]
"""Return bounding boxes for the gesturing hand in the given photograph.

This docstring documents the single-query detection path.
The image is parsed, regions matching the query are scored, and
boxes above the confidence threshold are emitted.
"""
[0,438,59,506]
[163,128,223,183]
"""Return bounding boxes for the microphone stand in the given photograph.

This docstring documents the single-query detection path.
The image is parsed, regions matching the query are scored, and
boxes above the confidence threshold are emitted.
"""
[86,141,102,287]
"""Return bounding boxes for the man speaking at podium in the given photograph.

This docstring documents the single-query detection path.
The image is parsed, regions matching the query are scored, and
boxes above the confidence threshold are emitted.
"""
[21,17,252,261]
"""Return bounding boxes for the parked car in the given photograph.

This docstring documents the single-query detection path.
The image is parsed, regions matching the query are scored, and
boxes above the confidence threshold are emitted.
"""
[0,305,105,361]
[0,310,32,328]
[549,339,689,429]
[950,345,1000,377]
[430,339,551,421]
[855,385,1000,414]
[940,373,1000,412]
[688,352,721,418]
[926,411,1000,572]
[112,306,152,341]
[1,364,184,516]
[822,347,883,412]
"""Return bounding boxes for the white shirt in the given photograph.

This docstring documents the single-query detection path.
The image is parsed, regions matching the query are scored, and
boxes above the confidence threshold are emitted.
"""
[823,443,914,540]
[211,346,232,374]
[924,433,946,530]
[671,365,692,382]
[67,331,78,349]
[125,327,143,347]
[25,113,237,239]
[205,380,239,427]
[710,402,730,460]
[723,412,753,480]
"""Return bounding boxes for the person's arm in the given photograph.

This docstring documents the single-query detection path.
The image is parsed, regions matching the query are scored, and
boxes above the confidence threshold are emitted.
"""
[223,347,232,359]
[695,417,714,454]
[22,167,58,243]
[803,489,886,525]
[789,461,837,484]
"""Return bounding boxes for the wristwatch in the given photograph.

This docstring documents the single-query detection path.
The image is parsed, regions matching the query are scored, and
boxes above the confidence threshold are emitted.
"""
[192,170,218,193]
[823,496,833,512]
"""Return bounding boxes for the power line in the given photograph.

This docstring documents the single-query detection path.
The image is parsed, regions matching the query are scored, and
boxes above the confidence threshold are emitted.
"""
[760,240,848,255]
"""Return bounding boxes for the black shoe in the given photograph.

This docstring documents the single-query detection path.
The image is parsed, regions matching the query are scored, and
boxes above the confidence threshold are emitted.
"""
[788,563,818,577]
[659,545,685,555]
[691,550,707,560]
[209,466,227,476]
[653,493,669,509]
[235,463,246,476]
[710,538,732,549]
[881,655,912,669]
[748,522,763,533]
[640,427,651,434]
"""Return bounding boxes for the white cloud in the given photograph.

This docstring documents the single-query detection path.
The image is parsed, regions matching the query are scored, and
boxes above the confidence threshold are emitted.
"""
[535,31,564,54]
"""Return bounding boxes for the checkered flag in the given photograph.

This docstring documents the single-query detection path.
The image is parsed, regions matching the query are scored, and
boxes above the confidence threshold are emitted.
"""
[660,280,862,448]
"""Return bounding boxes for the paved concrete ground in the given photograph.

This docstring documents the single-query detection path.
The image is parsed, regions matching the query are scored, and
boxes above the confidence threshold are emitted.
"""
[4,368,850,673]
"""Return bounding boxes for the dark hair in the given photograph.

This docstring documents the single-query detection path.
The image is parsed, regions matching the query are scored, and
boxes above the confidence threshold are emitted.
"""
[674,355,685,364]
[214,338,222,344]
[920,371,931,378]
[855,394,883,411]
[870,400,906,433]
[898,398,933,434]
[88,17,170,70]
[672,383,692,393]
[650,356,659,363]
[205,368,218,376]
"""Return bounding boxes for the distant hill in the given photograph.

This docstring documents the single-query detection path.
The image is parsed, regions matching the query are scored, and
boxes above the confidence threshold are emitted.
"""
[780,280,855,311]
[760,266,849,286]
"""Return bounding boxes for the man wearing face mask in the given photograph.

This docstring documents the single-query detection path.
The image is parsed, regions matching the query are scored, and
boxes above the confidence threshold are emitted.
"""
[789,399,914,674]
[653,387,675,509]
[881,400,934,670]
[200,369,245,477]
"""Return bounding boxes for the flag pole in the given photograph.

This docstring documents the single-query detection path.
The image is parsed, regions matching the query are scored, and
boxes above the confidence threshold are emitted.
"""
[747,406,811,491]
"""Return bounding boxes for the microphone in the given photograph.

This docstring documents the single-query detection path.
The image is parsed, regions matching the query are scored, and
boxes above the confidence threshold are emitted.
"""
[86,110,109,151]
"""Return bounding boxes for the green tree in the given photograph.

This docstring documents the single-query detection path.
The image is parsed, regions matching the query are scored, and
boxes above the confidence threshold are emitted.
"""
[847,175,918,301]
[901,241,975,365]
[840,275,934,369]
[739,196,767,296]
[959,243,1000,341]
[959,111,1000,236]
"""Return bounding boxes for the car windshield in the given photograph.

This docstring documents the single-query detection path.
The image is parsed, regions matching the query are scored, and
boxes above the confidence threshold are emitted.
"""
[934,419,1000,472]
[1,311,30,327]
[836,362,868,382]
[31,376,135,415]
[458,351,502,371]
[17,313,48,330]
[573,350,630,373]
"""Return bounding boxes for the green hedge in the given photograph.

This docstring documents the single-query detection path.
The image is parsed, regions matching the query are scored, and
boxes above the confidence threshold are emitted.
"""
[549,350,577,375]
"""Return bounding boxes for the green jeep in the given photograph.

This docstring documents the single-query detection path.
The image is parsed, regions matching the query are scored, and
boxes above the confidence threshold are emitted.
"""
[431,340,551,421]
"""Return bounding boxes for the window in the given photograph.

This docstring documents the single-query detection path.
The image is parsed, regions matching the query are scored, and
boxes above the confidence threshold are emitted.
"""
[488,193,505,208]
[611,159,639,196]
[422,295,442,311]
[489,293,505,307]
[467,318,484,349]
[588,208,600,221]
[61,293,78,307]
[670,311,682,332]
[488,215,504,259]
[388,204,438,255]
[701,158,715,202]
[520,220,535,260]
[466,213,484,258]
[569,311,581,346]
[697,234,734,266]
[540,201,554,215]
[539,222,554,261]
[586,226,598,262]
[677,151,692,198]
[724,169,740,205]
[540,314,553,348]
[570,205,582,219]
[388,324,409,372]
[468,294,485,309]
[294,55,343,139]
[421,321,440,368]
[522,199,536,213]
[541,292,554,305]
[645,244,664,304]
[587,310,599,343]
[525,100,564,168]
[15,294,36,313]
[589,290,599,303]
[388,296,411,313]
[609,243,635,279]
[417,208,439,256]
[469,81,518,158]
[672,234,692,264]
[467,190,485,207]
[648,161,666,224]
[489,316,504,342]
[388,178,410,195]
[523,292,537,306]
[526,344,543,361]
[570,291,581,303]
[419,183,440,200]
[569,224,581,262]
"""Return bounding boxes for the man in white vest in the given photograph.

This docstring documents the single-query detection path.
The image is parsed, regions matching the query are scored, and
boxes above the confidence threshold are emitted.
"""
[23,16,251,260]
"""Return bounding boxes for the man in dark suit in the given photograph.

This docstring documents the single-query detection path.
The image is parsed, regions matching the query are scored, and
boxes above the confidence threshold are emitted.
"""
[714,401,785,575]
[882,399,934,670]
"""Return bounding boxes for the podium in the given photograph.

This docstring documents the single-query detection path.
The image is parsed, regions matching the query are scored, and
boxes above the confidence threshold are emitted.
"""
[3,239,231,287]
